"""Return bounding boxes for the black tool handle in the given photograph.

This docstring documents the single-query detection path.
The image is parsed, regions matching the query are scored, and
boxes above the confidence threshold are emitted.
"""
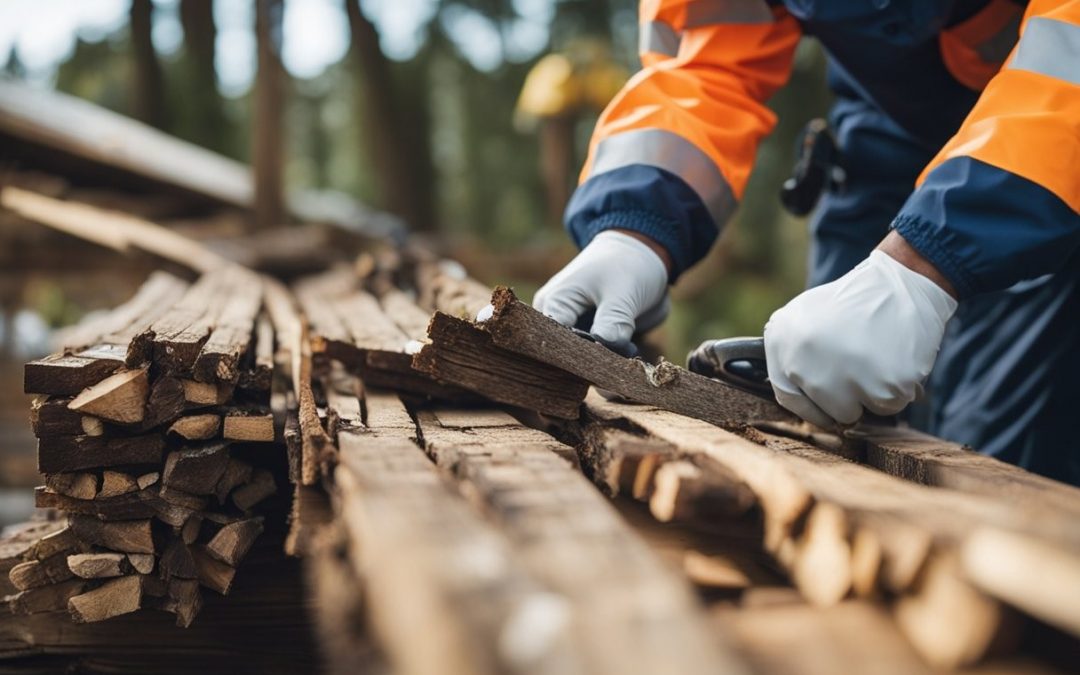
[687,337,773,398]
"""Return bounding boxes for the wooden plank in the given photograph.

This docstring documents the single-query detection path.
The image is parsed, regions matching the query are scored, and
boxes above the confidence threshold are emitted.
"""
[379,288,431,340]
[853,425,1080,518]
[56,271,190,354]
[37,433,165,473]
[264,277,331,485]
[24,351,123,396]
[238,313,274,392]
[415,406,750,675]
[581,394,1080,668]
[413,312,588,419]
[130,268,240,373]
[193,269,263,383]
[479,287,793,428]
[333,420,582,675]
[1,186,229,274]
[30,396,101,438]
[67,367,149,425]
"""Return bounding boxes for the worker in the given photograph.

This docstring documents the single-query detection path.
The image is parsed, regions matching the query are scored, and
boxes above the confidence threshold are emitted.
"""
[532,0,1080,484]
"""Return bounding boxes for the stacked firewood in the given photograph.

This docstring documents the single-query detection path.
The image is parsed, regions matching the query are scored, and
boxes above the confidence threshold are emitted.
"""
[15,267,278,627]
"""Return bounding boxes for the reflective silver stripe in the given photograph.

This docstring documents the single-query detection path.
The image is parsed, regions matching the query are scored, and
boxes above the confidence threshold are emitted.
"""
[589,128,737,227]
[639,20,681,57]
[975,11,1021,63]
[1009,17,1080,86]
[685,0,774,27]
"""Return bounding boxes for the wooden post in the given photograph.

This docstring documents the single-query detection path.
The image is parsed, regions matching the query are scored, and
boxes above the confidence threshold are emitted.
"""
[253,0,286,230]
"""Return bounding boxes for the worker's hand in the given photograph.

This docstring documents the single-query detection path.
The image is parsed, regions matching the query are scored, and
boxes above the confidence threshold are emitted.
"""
[763,250,958,428]
[533,230,670,351]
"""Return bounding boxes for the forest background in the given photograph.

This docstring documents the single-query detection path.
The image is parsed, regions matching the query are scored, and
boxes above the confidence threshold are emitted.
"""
[1,0,831,361]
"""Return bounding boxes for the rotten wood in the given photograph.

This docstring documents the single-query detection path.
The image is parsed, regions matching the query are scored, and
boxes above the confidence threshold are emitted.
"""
[480,288,792,428]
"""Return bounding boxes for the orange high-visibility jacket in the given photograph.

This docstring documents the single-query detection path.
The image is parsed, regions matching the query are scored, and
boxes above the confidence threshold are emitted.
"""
[565,0,1079,297]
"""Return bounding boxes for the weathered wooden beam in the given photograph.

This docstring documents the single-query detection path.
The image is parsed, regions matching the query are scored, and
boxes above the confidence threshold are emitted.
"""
[479,287,793,428]
[413,312,588,419]
[416,405,750,675]
[24,350,124,396]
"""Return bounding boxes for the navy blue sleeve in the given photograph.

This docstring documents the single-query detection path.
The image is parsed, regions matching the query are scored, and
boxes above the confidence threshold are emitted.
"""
[892,157,1080,299]
[564,165,721,281]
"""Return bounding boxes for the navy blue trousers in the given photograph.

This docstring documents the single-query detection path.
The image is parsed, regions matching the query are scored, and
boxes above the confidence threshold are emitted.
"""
[807,97,1080,486]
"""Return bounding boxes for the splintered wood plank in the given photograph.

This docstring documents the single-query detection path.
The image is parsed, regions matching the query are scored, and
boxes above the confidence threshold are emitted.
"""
[24,350,124,396]
[264,277,331,485]
[67,366,149,424]
[68,575,145,623]
[480,287,792,427]
[413,312,588,419]
[193,268,263,383]
[334,426,582,675]
[56,271,190,354]
[37,433,165,473]
[292,268,356,358]
[415,406,748,675]
[129,267,240,373]
[238,312,274,392]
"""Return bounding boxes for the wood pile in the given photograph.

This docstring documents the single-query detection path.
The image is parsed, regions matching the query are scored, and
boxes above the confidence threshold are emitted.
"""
[14,266,279,627]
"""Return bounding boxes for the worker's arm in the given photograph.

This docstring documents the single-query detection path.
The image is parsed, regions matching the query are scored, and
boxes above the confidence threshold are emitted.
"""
[892,0,1080,299]
[534,0,801,349]
[763,0,1080,428]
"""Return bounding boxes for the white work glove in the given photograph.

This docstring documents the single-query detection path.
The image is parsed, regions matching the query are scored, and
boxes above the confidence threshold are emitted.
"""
[533,230,670,350]
[764,250,958,428]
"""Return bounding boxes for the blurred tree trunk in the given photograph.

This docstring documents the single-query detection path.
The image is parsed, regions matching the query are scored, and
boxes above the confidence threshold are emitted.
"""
[129,0,167,129]
[253,0,286,229]
[179,0,229,154]
[345,0,435,232]
[539,116,575,229]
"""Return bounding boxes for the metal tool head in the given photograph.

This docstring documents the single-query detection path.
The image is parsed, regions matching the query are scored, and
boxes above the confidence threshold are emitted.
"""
[686,336,773,399]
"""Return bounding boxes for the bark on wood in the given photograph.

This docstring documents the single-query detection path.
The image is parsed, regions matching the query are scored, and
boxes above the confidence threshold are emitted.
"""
[68,575,145,623]
[30,396,95,437]
[214,458,253,504]
[481,288,793,427]
[70,517,154,555]
[35,486,157,521]
[413,312,588,419]
[160,539,198,580]
[38,433,165,473]
[238,312,274,392]
[24,350,123,396]
[206,518,264,567]
[169,414,221,441]
[162,442,230,496]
